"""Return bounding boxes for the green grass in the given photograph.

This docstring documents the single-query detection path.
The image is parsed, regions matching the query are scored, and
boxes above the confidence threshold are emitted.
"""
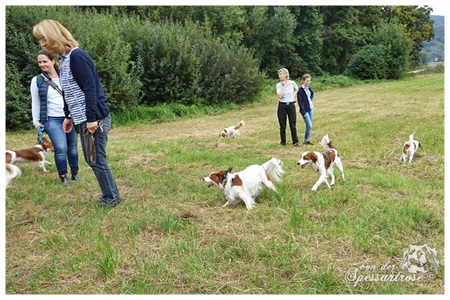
[4,73,444,294]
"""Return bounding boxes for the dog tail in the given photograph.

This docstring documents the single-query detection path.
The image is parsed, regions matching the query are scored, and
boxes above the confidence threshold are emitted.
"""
[408,133,415,153]
[234,120,245,130]
[6,163,22,187]
[262,157,284,183]
[6,151,16,164]
[320,134,335,150]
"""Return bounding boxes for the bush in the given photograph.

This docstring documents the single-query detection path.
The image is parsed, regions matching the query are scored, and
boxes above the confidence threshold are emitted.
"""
[346,45,386,80]
[118,18,265,106]
[5,64,32,130]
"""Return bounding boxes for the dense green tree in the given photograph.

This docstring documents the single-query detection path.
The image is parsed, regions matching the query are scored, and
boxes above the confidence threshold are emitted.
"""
[373,22,412,79]
[320,6,367,75]
[255,6,300,76]
[288,6,323,77]
[384,5,435,66]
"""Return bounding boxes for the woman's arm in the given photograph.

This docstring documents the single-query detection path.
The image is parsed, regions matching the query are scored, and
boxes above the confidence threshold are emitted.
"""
[30,76,43,128]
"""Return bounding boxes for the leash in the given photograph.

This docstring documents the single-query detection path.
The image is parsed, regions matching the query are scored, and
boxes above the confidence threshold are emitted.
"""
[83,129,96,165]
[82,120,103,165]
[37,127,46,143]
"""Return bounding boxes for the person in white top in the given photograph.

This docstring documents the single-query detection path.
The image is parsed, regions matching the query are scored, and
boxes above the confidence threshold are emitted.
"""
[276,68,299,146]
[30,49,79,186]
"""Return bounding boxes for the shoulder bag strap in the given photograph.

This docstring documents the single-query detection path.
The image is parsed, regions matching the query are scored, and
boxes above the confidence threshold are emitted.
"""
[40,73,63,96]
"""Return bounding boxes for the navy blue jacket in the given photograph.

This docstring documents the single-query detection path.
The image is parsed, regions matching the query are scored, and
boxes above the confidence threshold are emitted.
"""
[297,86,314,116]
[62,48,110,123]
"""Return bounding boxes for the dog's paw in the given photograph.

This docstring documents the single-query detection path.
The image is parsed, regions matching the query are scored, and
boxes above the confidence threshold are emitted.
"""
[311,186,317,191]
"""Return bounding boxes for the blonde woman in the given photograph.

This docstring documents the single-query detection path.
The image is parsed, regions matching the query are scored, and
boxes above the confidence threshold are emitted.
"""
[276,68,299,146]
[33,19,120,207]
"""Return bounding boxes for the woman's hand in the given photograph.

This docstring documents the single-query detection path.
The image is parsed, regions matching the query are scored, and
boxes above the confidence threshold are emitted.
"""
[63,118,73,133]
[86,121,99,134]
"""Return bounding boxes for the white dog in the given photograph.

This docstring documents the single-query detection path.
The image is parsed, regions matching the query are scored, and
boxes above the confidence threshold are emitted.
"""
[203,157,284,210]
[297,134,345,191]
[5,163,22,189]
[400,133,422,163]
[219,120,245,139]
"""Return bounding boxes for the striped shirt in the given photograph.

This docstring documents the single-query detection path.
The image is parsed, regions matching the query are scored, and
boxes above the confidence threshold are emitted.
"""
[59,47,110,125]
[60,48,87,125]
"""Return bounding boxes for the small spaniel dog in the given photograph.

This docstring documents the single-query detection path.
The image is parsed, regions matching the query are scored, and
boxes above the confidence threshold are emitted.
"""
[400,133,422,163]
[297,134,345,191]
[203,157,284,210]
[6,136,53,172]
[219,120,245,139]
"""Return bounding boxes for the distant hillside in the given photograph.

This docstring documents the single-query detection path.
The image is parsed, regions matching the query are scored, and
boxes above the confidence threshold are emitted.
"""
[421,15,444,63]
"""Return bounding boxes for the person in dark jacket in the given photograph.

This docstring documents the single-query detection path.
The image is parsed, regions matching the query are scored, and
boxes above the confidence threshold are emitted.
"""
[30,49,79,186]
[33,19,120,207]
[297,74,315,145]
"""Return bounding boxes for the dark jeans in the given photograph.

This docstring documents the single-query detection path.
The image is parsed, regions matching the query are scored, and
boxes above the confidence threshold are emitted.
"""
[277,102,299,145]
[44,117,79,175]
[79,114,120,206]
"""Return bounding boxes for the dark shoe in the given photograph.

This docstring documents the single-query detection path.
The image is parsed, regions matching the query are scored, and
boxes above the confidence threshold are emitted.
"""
[71,166,80,181]
[293,143,299,147]
[59,174,70,186]
[303,141,314,145]
[280,142,286,146]
[100,198,120,208]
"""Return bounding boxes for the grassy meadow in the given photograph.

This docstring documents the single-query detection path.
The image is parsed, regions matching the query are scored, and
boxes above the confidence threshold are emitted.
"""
[4,73,444,294]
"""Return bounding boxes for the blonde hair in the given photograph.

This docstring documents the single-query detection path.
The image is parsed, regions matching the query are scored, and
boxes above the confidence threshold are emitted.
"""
[33,19,79,55]
[278,68,290,79]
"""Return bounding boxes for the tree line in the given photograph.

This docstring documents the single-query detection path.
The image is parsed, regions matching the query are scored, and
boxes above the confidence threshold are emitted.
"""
[5,6,434,130]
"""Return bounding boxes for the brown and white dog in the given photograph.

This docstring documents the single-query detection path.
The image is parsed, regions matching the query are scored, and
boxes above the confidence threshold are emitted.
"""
[203,157,284,210]
[6,136,53,172]
[219,120,245,139]
[400,133,422,163]
[297,134,345,191]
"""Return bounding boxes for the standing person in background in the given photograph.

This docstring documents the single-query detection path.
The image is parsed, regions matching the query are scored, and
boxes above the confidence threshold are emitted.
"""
[276,68,299,146]
[297,73,314,145]
[31,49,79,186]
[33,19,121,208]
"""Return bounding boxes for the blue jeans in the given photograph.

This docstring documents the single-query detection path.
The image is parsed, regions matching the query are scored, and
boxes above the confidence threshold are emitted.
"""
[303,109,314,141]
[44,117,79,175]
[78,114,120,206]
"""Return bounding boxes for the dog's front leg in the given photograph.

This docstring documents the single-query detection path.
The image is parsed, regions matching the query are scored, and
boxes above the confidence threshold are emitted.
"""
[240,194,256,210]
[312,175,326,191]
[223,195,236,207]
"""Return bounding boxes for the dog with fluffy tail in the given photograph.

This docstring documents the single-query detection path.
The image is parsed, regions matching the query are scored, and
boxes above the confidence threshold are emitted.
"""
[219,120,245,139]
[400,133,422,163]
[5,163,22,189]
[203,157,284,210]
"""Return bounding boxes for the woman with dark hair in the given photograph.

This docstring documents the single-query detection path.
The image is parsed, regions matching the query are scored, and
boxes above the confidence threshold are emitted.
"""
[31,49,79,186]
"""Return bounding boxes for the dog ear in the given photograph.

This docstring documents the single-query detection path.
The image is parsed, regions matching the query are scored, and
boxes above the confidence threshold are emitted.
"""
[226,167,233,173]
[308,151,318,163]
